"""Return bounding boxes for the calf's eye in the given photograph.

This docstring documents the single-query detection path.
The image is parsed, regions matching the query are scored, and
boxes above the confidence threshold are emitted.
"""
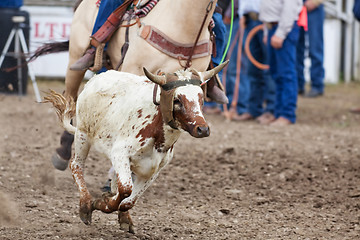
[174,99,182,107]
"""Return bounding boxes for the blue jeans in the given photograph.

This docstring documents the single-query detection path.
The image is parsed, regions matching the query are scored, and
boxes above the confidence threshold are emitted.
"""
[244,18,275,118]
[91,0,124,73]
[212,11,227,66]
[296,5,325,93]
[204,11,227,108]
[92,0,124,34]
[220,17,250,114]
[268,23,299,123]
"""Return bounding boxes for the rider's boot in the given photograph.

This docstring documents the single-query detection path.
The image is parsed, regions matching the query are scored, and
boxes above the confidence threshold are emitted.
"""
[70,48,96,71]
[51,130,74,171]
[206,75,228,104]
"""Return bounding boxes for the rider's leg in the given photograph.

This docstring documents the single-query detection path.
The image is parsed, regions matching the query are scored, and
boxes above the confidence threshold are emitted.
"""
[70,0,124,70]
[206,10,228,104]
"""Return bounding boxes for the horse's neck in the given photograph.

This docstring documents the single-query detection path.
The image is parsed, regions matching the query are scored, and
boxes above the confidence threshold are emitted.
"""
[145,0,217,41]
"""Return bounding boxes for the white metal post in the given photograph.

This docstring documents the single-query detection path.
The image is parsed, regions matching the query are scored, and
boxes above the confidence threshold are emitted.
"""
[344,0,354,83]
[353,21,360,81]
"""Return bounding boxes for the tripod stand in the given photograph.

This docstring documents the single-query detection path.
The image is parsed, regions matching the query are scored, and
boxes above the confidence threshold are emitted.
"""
[0,15,41,102]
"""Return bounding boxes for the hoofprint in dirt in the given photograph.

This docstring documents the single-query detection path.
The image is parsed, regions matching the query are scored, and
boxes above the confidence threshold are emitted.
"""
[0,80,360,239]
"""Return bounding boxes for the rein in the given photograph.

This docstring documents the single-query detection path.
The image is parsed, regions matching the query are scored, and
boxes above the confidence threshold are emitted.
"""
[183,0,214,70]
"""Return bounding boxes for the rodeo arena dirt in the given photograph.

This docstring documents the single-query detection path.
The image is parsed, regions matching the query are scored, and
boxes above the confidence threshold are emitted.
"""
[2,78,360,240]
[2,0,360,240]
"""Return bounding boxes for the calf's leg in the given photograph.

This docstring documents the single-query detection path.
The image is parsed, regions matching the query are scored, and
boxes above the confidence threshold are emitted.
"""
[93,154,133,214]
[118,211,135,234]
[117,155,172,233]
[119,154,171,212]
[69,131,92,225]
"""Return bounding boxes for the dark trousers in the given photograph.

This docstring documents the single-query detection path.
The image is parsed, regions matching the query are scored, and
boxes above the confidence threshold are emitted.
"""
[268,23,299,123]
[296,5,325,93]
[244,18,275,118]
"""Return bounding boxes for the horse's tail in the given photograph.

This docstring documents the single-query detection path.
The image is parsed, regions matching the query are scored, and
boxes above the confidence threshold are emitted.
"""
[28,41,69,62]
[44,90,76,135]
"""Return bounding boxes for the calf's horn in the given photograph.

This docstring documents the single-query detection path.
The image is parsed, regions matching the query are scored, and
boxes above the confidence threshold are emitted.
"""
[143,67,166,86]
[200,60,229,81]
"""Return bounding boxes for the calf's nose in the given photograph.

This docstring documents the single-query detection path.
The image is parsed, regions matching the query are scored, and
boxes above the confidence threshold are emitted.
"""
[195,126,210,138]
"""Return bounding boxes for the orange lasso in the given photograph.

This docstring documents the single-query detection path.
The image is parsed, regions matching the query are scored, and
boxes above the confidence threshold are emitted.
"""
[244,24,269,70]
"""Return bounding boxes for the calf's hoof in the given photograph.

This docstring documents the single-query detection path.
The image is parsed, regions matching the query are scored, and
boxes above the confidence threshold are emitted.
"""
[79,204,93,225]
[120,222,135,234]
[51,153,69,171]
[118,211,135,234]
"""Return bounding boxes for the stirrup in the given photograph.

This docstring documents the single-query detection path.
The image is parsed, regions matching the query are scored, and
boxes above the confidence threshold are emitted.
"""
[89,43,106,72]
[70,48,96,71]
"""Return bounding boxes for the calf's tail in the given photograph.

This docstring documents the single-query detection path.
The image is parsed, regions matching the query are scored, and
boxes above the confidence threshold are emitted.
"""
[44,90,76,135]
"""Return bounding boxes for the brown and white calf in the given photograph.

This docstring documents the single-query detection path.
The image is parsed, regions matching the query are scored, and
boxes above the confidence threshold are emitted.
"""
[45,61,228,233]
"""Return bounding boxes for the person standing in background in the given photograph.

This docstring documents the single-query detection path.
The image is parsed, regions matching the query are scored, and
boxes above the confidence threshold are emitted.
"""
[296,0,325,98]
[259,0,303,126]
[216,0,251,119]
[235,0,276,124]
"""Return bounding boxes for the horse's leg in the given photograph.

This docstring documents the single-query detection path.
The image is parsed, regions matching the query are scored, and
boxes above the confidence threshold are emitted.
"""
[51,130,73,170]
[51,69,86,170]
[64,69,86,101]
[51,0,94,170]
[69,130,92,225]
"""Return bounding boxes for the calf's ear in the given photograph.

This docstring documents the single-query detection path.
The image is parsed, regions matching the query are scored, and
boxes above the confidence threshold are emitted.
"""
[143,67,166,86]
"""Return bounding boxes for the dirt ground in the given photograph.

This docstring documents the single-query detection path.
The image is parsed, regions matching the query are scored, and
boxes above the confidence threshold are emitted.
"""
[1,80,360,240]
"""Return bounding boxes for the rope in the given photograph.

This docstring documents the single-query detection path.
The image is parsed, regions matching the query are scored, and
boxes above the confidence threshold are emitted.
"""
[222,17,244,121]
[219,0,234,64]
[221,26,240,115]
[230,21,244,111]
[244,24,269,70]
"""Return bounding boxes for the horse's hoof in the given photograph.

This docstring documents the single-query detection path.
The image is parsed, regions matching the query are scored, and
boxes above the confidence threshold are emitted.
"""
[120,222,135,234]
[51,153,69,171]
